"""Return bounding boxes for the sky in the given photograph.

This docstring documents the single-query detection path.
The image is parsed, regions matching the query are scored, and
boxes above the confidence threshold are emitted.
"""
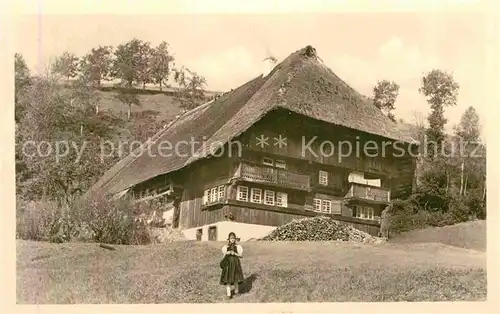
[13,4,491,135]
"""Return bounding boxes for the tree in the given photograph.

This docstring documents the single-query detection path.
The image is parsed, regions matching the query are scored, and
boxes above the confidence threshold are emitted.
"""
[15,53,31,88]
[173,67,207,110]
[115,84,141,120]
[16,72,121,205]
[112,38,144,87]
[15,53,31,122]
[454,106,481,142]
[419,69,459,157]
[150,41,175,91]
[112,39,145,119]
[79,46,113,87]
[372,80,399,122]
[15,54,32,186]
[72,75,102,118]
[136,41,153,90]
[51,52,79,82]
[453,106,483,196]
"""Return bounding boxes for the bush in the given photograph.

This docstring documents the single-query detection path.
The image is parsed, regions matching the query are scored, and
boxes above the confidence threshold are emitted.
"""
[463,191,486,220]
[16,198,75,242]
[72,193,153,245]
[389,190,484,235]
[390,210,456,235]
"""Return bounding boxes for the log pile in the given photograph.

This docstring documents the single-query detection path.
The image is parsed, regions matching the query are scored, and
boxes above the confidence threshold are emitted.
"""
[259,216,384,243]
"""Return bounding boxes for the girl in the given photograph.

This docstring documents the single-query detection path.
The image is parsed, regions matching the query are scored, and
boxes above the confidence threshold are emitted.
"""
[220,232,244,299]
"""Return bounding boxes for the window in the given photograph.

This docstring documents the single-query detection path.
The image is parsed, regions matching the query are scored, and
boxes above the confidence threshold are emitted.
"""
[313,198,322,212]
[355,206,374,220]
[250,188,262,203]
[196,228,202,241]
[321,200,332,214]
[262,157,274,166]
[236,186,286,207]
[236,186,248,202]
[319,170,328,186]
[203,189,209,205]
[276,192,288,207]
[312,199,332,213]
[275,159,286,169]
[210,187,217,203]
[203,185,225,205]
[264,190,275,205]
[217,185,225,200]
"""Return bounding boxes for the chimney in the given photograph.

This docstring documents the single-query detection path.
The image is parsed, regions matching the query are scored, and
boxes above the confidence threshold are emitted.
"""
[262,55,277,77]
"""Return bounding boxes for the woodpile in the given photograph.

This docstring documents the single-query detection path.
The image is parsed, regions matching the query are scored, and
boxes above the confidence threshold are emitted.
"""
[259,216,385,243]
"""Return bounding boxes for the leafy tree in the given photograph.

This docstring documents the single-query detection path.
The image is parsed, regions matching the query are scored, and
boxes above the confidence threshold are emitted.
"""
[15,53,31,122]
[16,72,121,205]
[112,39,145,119]
[112,38,144,86]
[454,106,481,142]
[136,41,153,90]
[79,46,113,87]
[173,67,207,110]
[453,106,484,196]
[419,69,459,156]
[72,75,102,123]
[150,41,175,91]
[372,80,399,122]
[115,83,141,120]
[51,52,79,82]
[15,53,31,89]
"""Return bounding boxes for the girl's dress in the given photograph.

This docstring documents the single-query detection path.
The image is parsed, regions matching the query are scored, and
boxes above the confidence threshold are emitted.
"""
[220,243,244,285]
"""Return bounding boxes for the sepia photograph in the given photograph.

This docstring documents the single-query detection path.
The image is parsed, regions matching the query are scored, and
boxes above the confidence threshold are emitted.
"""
[3,0,496,310]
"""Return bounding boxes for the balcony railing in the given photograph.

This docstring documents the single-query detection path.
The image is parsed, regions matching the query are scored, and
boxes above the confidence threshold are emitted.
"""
[233,162,310,191]
[345,182,391,203]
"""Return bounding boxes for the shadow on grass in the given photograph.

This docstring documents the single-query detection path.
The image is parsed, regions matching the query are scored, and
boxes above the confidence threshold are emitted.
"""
[239,273,258,294]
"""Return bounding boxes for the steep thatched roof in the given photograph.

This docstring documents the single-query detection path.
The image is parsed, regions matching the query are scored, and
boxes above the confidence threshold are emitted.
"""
[89,45,416,196]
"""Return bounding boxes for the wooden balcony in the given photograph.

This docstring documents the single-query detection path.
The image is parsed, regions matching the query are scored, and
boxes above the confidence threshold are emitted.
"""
[344,182,391,204]
[233,162,311,191]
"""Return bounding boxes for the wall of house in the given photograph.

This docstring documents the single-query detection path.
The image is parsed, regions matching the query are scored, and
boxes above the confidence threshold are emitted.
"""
[182,221,276,241]
[181,206,381,240]
[238,109,416,198]
[178,154,236,229]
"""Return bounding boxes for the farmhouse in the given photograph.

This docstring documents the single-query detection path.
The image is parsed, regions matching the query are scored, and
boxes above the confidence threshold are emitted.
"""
[89,45,418,241]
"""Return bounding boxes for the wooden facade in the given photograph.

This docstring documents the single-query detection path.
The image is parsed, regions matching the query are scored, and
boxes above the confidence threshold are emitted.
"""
[131,109,417,238]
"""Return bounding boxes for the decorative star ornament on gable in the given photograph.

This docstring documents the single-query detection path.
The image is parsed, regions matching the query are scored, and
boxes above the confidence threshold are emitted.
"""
[255,134,287,149]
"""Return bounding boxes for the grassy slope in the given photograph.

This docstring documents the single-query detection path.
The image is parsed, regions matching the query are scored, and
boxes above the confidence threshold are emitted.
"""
[17,240,486,303]
[98,90,184,123]
[390,220,486,251]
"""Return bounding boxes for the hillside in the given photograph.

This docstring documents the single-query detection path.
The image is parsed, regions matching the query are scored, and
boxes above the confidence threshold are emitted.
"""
[98,90,183,123]
[390,220,486,251]
[17,240,486,303]
[91,87,223,144]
